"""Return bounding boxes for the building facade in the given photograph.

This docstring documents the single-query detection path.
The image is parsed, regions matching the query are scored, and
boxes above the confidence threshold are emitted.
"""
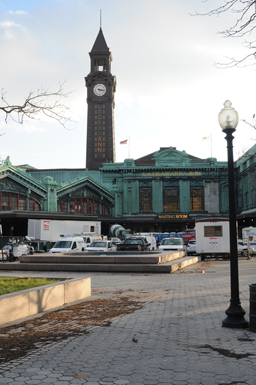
[99,148,229,233]
[236,144,256,230]
[0,146,231,236]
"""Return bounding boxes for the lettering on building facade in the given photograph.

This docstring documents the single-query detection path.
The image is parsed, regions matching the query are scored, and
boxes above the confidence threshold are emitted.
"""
[157,214,188,219]
[142,171,201,177]
[94,104,105,158]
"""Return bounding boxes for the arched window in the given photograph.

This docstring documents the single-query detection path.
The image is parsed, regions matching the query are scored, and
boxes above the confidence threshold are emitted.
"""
[58,197,110,216]
[0,192,41,211]
[29,198,40,211]
[19,195,26,210]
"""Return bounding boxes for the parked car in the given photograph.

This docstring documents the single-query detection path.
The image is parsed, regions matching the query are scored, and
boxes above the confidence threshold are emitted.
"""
[110,237,121,245]
[249,245,256,254]
[85,241,117,252]
[82,234,102,247]
[186,239,197,256]
[0,244,12,258]
[237,239,247,256]
[0,246,9,261]
[117,237,151,251]
[158,238,186,252]
[237,239,256,256]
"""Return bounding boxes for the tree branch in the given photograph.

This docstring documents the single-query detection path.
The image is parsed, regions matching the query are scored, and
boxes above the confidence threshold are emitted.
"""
[0,81,75,129]
[192,0,256,66]
[241,118,256,129]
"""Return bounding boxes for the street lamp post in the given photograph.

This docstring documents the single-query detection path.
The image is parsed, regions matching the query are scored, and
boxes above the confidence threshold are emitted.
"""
[219,100,248,328]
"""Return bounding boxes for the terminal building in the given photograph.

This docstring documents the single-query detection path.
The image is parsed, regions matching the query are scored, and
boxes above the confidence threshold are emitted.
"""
[0,28,256,237]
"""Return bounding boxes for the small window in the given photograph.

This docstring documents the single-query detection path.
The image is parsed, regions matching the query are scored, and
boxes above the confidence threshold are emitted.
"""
[204,226,223,237]
[94,59,106,71]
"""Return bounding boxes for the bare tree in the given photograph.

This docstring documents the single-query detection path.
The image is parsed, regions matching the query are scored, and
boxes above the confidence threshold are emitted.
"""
[193,0,256,67]
[1,81,73,128]
[241,114,256,128]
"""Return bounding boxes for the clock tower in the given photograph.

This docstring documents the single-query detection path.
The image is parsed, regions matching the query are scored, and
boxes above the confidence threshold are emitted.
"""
[85,28,116,170]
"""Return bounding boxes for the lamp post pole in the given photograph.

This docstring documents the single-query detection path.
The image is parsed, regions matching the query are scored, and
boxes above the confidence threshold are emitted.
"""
[219,100,248,329]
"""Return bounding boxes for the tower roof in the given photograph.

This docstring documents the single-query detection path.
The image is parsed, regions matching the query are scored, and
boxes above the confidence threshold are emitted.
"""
[91,28,110,53]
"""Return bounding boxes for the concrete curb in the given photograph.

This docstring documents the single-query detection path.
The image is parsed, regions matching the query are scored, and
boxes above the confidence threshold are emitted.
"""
[0,256,199,273]
[0,277,91,326]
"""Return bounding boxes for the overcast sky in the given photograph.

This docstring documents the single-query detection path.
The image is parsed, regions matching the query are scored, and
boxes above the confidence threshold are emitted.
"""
[0,0,256,169]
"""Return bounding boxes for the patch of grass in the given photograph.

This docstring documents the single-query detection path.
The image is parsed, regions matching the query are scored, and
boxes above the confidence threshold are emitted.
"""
[0,277,64,296]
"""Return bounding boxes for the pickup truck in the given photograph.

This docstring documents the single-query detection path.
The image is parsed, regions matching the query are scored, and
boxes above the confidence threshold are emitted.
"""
[117,237,150,251]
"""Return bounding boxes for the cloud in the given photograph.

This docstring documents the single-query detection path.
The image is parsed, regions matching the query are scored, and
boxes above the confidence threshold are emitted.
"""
[0,20,20,28]
[0,20,22,39]
[8,10,27,15]
[0,0,255,168]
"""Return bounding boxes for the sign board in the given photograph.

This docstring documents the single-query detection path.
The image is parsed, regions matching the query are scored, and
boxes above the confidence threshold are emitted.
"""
[157,214,188,219]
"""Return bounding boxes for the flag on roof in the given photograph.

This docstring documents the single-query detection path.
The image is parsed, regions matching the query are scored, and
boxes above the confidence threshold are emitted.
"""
[202,136,211,141]
[120,139,128,144]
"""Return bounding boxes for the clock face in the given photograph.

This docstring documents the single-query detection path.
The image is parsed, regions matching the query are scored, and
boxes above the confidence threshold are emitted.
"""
[93,84,106,96]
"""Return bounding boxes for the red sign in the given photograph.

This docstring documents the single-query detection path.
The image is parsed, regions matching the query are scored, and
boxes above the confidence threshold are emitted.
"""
[43,220,50,230]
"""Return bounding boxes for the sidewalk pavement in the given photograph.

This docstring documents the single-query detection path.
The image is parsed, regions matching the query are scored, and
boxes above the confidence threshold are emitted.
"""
[0,259,256,385]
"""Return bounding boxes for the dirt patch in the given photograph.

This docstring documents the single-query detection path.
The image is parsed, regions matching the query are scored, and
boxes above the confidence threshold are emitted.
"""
[175,260,218,274]
[199,344,255,359]
[0,289,162,364]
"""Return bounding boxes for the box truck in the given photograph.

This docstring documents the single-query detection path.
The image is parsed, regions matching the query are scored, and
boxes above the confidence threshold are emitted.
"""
[28,219,101,243]
[196,218,230,260]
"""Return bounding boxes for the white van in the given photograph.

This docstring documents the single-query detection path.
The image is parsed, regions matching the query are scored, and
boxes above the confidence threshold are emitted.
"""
[82,234,102,247]
[49,236,85,254]
[134,233,157,251]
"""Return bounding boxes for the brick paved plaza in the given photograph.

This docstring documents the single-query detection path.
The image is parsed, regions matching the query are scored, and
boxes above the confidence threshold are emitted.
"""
[0,260,256,385]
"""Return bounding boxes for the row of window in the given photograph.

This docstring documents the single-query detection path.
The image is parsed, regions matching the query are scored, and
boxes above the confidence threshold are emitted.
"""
[58,198,110,215]
[139,188,204,213]
[0,192,40,211]
[0,193,110,215]
[238,188,256,211]
[0,189,203,215]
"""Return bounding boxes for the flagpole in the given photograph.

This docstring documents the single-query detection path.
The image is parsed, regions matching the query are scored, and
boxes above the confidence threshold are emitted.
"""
[202,135,212,158]
[129,136,130,158]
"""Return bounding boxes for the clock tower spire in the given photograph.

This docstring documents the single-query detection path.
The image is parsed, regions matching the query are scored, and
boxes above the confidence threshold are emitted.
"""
[85,28,116,170]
